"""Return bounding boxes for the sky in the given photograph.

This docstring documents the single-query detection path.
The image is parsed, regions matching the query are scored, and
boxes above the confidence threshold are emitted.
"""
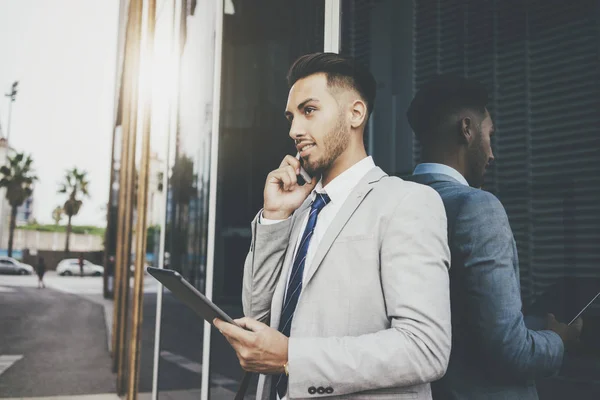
[0,0,121,226]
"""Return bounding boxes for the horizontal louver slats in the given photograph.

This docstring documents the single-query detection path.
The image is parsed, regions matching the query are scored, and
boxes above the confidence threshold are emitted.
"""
[412,0,599,308]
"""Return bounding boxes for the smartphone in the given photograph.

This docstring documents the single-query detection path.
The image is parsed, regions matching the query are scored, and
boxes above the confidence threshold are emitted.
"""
[296,152,312,185]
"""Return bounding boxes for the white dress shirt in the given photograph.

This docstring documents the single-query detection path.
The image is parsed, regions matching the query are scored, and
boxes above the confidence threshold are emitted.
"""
[260,156,376,399]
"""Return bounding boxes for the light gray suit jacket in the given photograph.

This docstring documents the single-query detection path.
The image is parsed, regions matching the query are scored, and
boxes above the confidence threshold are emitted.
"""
[243,167,452,399]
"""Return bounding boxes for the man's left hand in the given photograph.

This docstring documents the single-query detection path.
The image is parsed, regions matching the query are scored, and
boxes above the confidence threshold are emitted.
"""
[214,317,288,374]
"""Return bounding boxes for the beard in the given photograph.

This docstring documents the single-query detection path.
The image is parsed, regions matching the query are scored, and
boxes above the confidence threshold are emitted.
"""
[465,131,489,188]
[303,111,350,177]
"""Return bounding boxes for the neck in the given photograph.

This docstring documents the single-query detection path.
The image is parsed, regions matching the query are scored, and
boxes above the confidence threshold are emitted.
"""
[321,141,367,187]
[421,148,467,179]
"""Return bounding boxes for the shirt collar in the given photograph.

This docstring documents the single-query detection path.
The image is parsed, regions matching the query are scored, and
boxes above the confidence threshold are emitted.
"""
[312,156,376,204]
[413,163,469,186]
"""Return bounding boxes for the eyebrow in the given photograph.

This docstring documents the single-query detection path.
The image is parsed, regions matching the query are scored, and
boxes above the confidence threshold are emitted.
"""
[285,98,319,119]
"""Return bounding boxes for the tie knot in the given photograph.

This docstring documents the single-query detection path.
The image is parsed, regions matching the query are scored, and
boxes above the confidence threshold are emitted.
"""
[311,192,330,212]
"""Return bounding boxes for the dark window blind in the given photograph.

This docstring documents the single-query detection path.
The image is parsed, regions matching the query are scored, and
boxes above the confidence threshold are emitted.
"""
[412,0,600,307]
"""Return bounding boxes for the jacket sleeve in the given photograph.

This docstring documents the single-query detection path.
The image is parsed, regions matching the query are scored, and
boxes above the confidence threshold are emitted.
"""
[455,190,564,379]
[242,211,292,322]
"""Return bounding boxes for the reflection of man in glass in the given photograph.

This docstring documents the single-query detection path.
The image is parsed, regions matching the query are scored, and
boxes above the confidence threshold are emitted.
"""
[406,74,583,400]
[215,53,452,399]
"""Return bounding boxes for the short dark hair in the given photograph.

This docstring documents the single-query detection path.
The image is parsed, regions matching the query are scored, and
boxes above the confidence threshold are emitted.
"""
[287,52,377,116]
[407,74,489,143]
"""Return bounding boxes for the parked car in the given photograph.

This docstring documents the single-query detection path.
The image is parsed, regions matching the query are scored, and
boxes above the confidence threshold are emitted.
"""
[0,256,34,275]
[56,258,104,276]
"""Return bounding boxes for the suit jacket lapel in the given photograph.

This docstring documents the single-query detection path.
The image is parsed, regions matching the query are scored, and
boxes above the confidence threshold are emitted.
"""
[270,197,311,328]
[303,167,387,288]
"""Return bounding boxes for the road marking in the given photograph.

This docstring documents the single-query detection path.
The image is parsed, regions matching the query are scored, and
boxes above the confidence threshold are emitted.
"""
[0,286,16,292]
[0,355,23,376]
[160,350,202,373]
[159,351,237,386]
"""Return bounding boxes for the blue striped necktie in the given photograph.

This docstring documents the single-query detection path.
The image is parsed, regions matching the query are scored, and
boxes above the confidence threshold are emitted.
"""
[272,192,331,399]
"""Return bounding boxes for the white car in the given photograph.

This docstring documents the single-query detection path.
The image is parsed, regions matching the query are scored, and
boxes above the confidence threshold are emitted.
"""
[56,258,104,276]
[0,256,34,275]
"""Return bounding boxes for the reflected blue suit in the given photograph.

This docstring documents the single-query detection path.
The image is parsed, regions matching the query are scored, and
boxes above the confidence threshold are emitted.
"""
[407,167,564,400]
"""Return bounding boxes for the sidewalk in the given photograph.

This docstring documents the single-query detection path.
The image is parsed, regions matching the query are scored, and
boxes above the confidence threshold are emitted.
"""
[73,293,114,352]
[0,284,116,398]
[2,394,119,400]
[1,387,238,399]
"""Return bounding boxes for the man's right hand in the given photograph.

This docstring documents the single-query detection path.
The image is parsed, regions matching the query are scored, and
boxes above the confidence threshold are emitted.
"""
[263,155,317,220]
[546,313,583,348]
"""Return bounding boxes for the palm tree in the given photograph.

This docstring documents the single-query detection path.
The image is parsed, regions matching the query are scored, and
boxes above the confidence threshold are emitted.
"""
[58,167,90,253]
[0,152,37,257]
[52,206,63,225]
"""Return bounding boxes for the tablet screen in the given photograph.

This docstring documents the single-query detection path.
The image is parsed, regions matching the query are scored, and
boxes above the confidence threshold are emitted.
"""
[147,267,238,326]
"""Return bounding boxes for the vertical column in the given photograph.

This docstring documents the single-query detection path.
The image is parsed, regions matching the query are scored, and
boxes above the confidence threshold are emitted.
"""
[127,0,157,398]
[111,0,144,394]
[324,0,341,52]
[104,0,130,301]
[200,1,224,399]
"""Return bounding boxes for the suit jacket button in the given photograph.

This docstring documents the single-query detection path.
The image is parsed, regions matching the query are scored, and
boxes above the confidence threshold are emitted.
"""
[308,386,317,395]
[326,387,334,394]
[317,387,326,394]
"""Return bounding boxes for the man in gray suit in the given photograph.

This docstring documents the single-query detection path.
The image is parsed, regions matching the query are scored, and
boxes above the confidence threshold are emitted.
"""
[214,53,452,399]
[405,74,583,399]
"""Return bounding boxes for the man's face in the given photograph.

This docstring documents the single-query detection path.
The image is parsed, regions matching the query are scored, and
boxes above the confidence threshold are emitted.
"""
[465,110,495,188]
[285,73,350,176]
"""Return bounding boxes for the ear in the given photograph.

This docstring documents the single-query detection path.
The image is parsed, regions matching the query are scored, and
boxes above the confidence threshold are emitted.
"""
[459,117,475,145]
[349,99,368,129]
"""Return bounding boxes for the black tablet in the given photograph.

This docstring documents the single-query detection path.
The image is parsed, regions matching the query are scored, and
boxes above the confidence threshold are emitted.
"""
[568,290,600,325]
[147,267,238,327]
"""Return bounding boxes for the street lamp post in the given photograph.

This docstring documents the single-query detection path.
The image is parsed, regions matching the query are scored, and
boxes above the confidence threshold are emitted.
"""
[0,81,19,253]
[5,82,18,140]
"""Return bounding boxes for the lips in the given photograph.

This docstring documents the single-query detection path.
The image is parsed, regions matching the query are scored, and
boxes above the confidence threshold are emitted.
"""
[297,142,315,157]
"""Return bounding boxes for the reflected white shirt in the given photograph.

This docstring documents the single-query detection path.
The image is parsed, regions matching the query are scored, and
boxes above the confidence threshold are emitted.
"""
[413,163,469,186]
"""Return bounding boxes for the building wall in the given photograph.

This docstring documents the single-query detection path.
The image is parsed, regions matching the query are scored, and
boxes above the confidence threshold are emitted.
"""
[4,229,104,252]
[146,152,165,227]
[115,1,600,398]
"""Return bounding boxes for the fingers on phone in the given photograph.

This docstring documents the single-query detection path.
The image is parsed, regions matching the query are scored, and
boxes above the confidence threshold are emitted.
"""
[271,167,297,191]
[282,165,297,189]
[280,154,301,172]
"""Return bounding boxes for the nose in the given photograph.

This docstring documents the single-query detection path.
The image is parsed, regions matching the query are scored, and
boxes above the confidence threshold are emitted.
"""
[289,119,306,141]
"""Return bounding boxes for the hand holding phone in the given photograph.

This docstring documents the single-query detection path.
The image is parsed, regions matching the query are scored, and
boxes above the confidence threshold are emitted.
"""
[263,154,316,220]
[546,313,583,348]
[296,152,312,186]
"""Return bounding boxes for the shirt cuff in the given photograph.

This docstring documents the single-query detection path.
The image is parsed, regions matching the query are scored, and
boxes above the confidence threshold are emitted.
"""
[259,210,289,225]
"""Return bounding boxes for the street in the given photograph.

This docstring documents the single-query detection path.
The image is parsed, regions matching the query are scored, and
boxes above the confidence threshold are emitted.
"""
[0,274,115,398]
[0,272,253,399]
[2,272,600,399]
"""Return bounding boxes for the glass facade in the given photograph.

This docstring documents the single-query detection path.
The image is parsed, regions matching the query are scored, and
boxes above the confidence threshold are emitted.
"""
[154,0,219,397]
[110,1,599,399]
[210,1,324,397]
[340,1,600,398]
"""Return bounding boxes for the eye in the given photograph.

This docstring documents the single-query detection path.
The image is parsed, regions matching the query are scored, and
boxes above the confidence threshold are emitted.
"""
[304,107,316,116]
